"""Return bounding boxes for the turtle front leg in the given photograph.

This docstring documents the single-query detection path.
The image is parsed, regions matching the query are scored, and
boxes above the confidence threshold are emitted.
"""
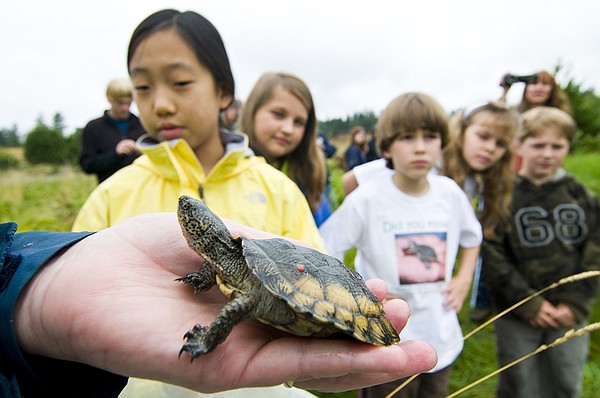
[176,263,217,292]
[180,294,256,359]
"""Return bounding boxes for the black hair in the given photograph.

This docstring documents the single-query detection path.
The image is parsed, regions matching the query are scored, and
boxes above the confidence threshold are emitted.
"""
[127,9,234,107]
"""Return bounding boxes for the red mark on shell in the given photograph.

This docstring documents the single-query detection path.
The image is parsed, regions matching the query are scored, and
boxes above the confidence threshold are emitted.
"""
[296,264,305,272]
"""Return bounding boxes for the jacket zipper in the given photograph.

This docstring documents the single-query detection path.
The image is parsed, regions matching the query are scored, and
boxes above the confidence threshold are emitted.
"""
[198,185,205,203]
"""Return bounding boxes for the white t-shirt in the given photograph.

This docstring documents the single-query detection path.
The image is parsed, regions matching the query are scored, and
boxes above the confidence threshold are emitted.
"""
[319,174,482,371]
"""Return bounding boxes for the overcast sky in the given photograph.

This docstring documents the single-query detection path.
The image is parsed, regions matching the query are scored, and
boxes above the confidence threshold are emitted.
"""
[2,0,599,134]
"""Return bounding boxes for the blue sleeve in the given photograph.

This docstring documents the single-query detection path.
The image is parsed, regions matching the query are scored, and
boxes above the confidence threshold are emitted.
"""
[313,192,333,227]
[344,145,365,171]
[0,223,127,397]
[319,133,337,158]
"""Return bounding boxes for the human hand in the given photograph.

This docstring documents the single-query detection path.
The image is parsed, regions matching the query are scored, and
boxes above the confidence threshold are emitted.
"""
[552,303,576,328]
[441,274,471,313]
[115,139,140,155]
[530,300,561,328]
[14,213,437,393]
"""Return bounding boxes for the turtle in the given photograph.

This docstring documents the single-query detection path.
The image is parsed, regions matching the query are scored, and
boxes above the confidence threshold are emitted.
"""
[404,240,439,269]
[176,195,400,359]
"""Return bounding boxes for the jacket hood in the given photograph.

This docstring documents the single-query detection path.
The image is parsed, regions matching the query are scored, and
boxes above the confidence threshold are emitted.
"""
[516,168,570,189]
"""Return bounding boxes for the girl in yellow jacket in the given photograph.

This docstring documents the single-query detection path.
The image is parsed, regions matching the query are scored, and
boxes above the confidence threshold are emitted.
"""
[72,9,323,252]
[74,8,324,398]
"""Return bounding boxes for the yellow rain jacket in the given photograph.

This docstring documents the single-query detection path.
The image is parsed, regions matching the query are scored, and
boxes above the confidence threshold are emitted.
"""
[72,131,324,250]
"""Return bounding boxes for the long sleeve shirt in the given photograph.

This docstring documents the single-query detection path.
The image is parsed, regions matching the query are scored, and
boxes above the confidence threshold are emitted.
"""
[0,223,127,397]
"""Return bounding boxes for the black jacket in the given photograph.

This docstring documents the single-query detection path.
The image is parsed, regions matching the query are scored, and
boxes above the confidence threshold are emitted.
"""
[79,111,145,183]
[482,172,600,323]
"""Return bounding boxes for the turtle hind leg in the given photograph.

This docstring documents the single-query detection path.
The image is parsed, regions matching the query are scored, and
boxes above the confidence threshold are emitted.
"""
[180,294,256,360]
[176,264,217,293]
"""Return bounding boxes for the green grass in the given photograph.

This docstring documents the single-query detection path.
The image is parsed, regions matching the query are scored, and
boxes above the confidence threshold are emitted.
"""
[0,164,96,231]
[1,150,599,398]
[564,152,600,194]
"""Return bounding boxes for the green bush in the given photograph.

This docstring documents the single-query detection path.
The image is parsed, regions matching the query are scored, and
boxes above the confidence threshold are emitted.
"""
[24,124,66,164]
[572,133,600,153]
[64,129,82,165]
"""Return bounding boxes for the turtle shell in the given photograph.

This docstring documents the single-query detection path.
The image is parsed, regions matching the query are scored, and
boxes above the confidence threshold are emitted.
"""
[241,237,400,346]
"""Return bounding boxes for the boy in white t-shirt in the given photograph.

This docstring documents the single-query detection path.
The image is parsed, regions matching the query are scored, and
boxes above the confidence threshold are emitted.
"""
[320,92,482,398]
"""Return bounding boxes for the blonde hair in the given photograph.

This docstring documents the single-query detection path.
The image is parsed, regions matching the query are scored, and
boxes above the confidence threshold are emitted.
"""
[443,101,518,238]
[517,71,572,114]
[517,106,577,144]
[240,72,326,212]
[106,77,134,102]
[375,92,449,169]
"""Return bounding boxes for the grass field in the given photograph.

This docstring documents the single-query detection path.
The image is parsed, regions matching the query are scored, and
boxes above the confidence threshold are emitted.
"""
[1,149,599,398]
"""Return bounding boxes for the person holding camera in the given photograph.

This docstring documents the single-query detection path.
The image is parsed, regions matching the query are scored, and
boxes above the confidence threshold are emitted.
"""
[498,70,571,115]
[497,70,572,172]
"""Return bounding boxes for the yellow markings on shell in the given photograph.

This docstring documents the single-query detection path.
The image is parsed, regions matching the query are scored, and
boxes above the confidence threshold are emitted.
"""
[292,290,317,308]
[312,299,336,317]
[294,274,325,300]
[356,295,382,316]
[325,282,359,311]
[275,278,295,296]
[352,314,370,337]
[369,320,394,345]
[334,306,355,325]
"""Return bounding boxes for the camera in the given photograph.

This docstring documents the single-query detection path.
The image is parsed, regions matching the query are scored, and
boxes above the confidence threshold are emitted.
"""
[501,73,538,87]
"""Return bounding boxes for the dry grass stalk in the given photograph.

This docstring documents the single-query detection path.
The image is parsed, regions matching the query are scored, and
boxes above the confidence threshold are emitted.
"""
[384,270,600,398]
[445,322,600,398]
[462,270,600,342]
[384,374,419,398]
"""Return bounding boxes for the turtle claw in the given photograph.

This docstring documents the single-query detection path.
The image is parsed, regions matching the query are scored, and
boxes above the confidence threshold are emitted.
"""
[176,271,216,293]
[180,324,211,360]
[183,323,206,339]
[175,273,203,292]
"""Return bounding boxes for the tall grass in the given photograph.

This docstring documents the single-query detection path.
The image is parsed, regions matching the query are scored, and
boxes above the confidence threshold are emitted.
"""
[0,164,96,231]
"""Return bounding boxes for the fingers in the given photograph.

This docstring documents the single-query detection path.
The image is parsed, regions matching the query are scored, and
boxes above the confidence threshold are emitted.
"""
[531,301,561,328]
[364,279,411,334]
[266,339,437,392]
[380,297,411,334]
[553,304,576,328]
[440,284,466,313]
[443,297,460,313]
[365,278,388,301]
[116,139,139,155]
[531,314,560,329]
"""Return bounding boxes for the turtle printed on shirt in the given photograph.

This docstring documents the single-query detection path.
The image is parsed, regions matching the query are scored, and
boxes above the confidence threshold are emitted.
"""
[395,232,447,284]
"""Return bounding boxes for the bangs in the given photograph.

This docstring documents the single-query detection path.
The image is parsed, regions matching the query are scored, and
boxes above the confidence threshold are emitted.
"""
[376,92,449,151]
[391,96,447,134]
[477,110,517,142]
[536,71,554,84]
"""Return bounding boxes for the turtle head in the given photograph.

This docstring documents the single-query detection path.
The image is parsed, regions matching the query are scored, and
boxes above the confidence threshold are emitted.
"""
[177,196,244,272]
[177,195,207,227]
[177,196,233,256]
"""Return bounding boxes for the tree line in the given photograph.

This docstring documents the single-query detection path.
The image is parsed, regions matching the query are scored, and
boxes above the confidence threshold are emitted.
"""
[1,73,599,168]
